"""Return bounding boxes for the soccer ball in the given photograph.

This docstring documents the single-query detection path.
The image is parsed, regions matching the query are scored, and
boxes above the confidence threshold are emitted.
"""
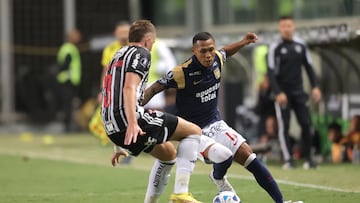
[213,191,241,203]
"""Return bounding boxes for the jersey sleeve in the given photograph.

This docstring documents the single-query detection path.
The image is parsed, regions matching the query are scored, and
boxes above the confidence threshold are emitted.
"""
[216,49,227,66]
[157,65,185,89]
[302,44,318,88]
[126,49,150,79]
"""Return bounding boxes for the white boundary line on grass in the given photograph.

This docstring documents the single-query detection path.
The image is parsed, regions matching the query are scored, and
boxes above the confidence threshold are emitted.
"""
[227,174,358,193]
[1,150,359,194]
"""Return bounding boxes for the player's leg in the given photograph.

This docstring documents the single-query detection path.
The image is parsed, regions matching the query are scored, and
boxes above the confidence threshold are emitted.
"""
[168,117,202,203]
[208,120,284,203]
[61,82,74,132]
[108,131,176,203]
[171,117,234,191]
[274,101,293,168]
[233,142,284,203]
[293,99,316,169]
[198,135,234,192]
[145,142,176,203]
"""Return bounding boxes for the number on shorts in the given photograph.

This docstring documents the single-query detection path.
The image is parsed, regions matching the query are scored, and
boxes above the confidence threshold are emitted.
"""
[225,132,238,145]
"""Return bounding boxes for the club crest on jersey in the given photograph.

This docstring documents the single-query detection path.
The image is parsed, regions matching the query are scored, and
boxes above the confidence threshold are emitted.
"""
[294,45,302,53]
[213,67,220,79]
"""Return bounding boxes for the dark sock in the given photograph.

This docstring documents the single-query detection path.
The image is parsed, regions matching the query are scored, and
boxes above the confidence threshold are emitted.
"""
[213,156,233,179]
[246,158,283,203]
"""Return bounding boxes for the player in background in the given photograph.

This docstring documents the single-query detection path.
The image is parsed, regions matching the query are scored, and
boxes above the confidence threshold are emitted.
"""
[267,16,322,169]
[143,32,302,203]
[56,28,82,132]
[89,21,130,145]
[101,20,233,203]
[144,39,177,110]
[100,21,131,84]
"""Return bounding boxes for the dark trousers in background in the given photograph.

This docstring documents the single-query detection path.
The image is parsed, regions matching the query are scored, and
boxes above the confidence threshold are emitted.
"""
[274,93,313,163]
[58,82,76,132]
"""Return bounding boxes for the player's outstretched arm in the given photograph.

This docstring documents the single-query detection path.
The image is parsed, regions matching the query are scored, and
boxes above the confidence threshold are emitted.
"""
[222,32,258,57]
[142,82,167,106]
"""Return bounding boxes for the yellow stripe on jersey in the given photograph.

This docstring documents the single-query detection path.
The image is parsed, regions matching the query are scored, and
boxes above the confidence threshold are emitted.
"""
[173,66,185,89]
[173,58,192,89]
[215,50,224,68]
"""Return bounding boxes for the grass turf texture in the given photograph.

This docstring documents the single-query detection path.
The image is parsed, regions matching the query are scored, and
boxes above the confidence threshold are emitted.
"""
[0,133,359,203]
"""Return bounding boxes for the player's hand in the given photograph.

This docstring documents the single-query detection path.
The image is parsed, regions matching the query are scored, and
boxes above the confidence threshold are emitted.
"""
[312,87,322,103]
[276,92,288,107]
[111,151,129,167]
[124,123,146,145]
[243,32,258,44]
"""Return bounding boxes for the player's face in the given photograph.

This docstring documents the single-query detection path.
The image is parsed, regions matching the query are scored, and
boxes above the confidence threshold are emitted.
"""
[115,25,130,45]
[278,19,295,40]
[68,29,82,44]
[192,39,216,68]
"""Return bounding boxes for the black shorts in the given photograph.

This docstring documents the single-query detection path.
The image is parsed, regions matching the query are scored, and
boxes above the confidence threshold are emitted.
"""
[108,110,178,156]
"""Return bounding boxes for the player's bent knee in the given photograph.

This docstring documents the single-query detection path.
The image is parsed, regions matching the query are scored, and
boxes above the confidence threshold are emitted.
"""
[207,143,233,163]
[241,142,254,154]
[150,142,177,161]
[234,142,253,165]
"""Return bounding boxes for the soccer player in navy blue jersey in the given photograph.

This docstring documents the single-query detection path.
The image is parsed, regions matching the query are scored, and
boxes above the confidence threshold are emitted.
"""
[143,32,297,203]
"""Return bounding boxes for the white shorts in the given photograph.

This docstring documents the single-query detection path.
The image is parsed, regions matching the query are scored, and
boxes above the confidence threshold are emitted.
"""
[202,120,246,155]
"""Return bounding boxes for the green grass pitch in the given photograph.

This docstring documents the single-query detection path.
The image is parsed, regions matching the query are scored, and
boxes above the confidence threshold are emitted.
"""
[0,133,359,203]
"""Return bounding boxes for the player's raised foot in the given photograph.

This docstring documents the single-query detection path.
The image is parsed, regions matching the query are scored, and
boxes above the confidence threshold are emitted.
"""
[284,200,304,203]
[209,171,235,193]
[303,161,317,170]
[169,192,203,203]
[282,161,295,170]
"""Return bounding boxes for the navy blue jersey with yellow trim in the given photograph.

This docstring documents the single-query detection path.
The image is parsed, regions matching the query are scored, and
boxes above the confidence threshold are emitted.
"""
[158,50,226,128]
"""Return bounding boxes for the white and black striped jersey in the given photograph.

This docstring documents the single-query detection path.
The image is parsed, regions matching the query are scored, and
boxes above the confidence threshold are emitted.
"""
[101,46,151,135]
[267,36,318,95]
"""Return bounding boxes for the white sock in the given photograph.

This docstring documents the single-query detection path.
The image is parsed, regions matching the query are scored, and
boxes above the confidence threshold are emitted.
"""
[144,159,175,203]
[174,135,200,194]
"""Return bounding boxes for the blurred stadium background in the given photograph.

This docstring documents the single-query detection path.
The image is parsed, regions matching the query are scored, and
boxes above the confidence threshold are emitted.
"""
[1,1,360,202]
[1,0,360,158]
